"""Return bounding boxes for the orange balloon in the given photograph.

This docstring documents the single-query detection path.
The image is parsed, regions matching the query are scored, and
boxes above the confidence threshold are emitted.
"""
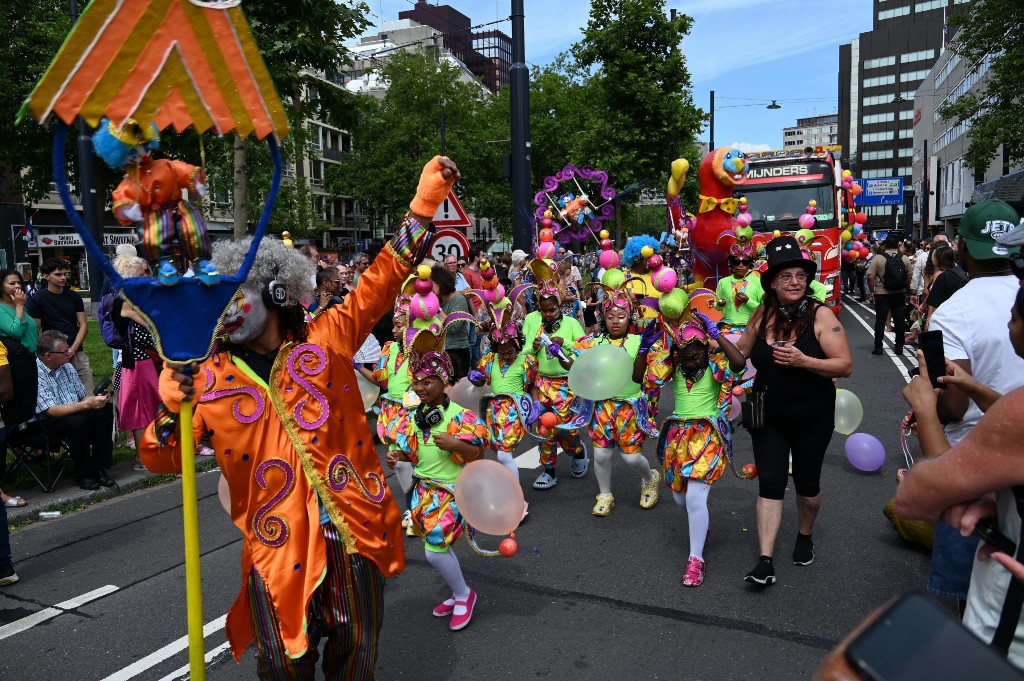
[850,183,863,196]
[539,412,558,428]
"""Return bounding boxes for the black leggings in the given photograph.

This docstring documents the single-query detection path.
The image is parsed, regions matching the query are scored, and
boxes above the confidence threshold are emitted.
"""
[751,417,834,500]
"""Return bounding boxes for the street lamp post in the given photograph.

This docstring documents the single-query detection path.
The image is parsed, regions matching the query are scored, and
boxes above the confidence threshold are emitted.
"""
[509,0,533,254]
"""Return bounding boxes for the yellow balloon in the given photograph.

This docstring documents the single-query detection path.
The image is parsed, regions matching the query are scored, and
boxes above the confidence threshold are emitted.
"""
[841,230,852,243]
[808,199,817,207]
[599,230,609,239]
[417,264,432,278]
[641,245,655,258]
[772,230,782,238]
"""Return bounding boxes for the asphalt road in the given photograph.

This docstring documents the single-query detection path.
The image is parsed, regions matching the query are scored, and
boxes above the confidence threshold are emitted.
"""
[0,296,932,681]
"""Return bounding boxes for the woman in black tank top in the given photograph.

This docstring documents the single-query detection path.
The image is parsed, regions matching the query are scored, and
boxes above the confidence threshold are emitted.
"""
[733,236,853,586]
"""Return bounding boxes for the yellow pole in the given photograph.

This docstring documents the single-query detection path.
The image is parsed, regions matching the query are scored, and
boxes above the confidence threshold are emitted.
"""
[179,399,206,680]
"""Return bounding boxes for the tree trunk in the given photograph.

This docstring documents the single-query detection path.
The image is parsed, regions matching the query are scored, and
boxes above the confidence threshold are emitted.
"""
[232,134,249,238]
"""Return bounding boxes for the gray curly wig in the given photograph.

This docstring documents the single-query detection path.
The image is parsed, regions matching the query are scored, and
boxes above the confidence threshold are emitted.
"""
[212,237,314,306]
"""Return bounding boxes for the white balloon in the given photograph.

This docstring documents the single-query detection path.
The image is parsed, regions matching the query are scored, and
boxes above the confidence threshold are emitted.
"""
[355,370,381,411]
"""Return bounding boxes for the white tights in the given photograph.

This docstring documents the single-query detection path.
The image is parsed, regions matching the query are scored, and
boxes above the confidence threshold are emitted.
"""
[496,450,520,481]
[672,482,711,560]
[424,547,470,600]
[593,447,654,496]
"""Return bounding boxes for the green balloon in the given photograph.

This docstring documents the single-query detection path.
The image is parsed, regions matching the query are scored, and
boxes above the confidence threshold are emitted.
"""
[736,224,753,241]
[568,344,633,400]
[602,268,626,289]
[834,388,864,435]
[796,228,815,244]
[659,288,689,319]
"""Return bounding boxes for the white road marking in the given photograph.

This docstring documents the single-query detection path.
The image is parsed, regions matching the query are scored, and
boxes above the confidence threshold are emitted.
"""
[842,297,913,384]
[100,614,227,681]
[156,640,233,681]
[0,584,119,640]
[515,446,541,469]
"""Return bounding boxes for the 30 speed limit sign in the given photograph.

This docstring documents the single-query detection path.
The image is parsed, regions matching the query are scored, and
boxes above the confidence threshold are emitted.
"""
[432,228,470,262]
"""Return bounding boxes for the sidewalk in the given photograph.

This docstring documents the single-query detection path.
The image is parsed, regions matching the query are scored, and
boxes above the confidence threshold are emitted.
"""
[5,458,204,525]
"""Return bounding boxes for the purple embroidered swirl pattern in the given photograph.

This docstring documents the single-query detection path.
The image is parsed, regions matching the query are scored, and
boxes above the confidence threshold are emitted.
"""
[327,454,386,503]
[253,459,294,547]
[199,384,265,423]
[287,344,329,430]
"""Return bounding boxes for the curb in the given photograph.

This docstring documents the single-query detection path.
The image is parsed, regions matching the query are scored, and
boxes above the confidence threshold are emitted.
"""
[6,459,218,525]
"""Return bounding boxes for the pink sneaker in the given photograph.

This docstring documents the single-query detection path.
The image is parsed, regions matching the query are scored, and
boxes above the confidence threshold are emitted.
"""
[432,595,455,617]
[449,589,477,631]
[682,556,705,587]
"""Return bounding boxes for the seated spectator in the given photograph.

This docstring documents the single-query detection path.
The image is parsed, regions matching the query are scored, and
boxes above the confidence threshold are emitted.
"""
[33,330,115,491]
[897,284,1024,667]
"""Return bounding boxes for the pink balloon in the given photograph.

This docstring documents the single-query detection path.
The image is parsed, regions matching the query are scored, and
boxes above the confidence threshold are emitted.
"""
[798,214,816,229]
[448,377,489,412]
[745,357,757,380]
[845,433,885,472]
[599,250,620,270]
[537,241,556,259]
[729,394,741,420]
[454,459,526,535]
[652,267,677,293]
[647,254,663,270]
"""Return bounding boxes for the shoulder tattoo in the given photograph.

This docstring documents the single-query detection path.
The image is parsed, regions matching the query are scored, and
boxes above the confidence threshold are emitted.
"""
[832,325,842,333]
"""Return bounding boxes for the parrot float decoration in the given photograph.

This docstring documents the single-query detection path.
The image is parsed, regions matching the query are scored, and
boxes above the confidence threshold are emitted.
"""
[664,148,749,290]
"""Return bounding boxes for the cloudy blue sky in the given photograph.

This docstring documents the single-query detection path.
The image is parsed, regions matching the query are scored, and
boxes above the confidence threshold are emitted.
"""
[368,0,876,151]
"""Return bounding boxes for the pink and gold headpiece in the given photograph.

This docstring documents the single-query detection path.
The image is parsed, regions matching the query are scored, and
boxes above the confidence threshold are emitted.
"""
[405,311,477,383]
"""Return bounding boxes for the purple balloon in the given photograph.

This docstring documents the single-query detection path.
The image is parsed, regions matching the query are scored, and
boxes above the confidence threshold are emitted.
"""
[845,433,885,472]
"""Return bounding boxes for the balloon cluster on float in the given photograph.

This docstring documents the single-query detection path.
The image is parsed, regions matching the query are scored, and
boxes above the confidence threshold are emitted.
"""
[839,170,870,263]
[597,229,620,270]
[735,197,753,229]
[537,211,558,259]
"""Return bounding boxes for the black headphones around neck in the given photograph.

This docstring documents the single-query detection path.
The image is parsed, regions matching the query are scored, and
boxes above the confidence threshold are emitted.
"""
[414,396,451,432]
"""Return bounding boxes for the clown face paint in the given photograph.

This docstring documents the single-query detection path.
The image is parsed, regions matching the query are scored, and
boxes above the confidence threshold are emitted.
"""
[413,375,446,406]
[221,285,268,345]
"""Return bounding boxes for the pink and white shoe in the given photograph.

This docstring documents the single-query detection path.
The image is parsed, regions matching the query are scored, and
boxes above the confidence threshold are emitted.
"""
[449,589,477,631]
[682,556,706,587]
[432,595,455,617]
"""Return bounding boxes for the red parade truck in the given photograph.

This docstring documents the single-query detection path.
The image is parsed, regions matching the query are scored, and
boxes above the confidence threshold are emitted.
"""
[739,147,844,314]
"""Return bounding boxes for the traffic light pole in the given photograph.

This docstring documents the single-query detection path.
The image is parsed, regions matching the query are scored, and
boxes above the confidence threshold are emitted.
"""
[510,0,533,254]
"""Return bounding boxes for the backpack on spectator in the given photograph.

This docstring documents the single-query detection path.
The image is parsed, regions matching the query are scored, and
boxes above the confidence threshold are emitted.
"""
[881,252,908,290]
[98,292,127,349]
[0,335,38,427]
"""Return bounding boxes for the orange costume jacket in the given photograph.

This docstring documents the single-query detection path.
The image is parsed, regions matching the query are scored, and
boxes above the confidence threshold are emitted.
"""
[112,158,203,223]
[140,238,416,661]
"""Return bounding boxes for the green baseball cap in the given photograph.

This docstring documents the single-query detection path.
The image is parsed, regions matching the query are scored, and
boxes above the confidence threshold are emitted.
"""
[957,199,1021,261]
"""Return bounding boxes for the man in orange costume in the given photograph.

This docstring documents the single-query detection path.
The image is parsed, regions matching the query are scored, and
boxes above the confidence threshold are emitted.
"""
[140,157,460,679]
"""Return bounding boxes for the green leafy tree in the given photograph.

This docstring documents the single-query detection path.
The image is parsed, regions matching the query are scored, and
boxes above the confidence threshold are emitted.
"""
[938,0,1024,173]
[325,51,494,228]
[572,0,705,242]
[1,0,72,204]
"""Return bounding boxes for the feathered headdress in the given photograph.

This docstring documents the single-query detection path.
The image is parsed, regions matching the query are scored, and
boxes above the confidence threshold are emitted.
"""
[405,312,477,383]
[529,258,561,301]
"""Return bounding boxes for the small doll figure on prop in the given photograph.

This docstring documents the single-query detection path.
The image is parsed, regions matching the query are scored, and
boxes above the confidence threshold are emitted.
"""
[387,322,492,632]
[92,118,220,286]
[555,280,670,517]
[656,308,750,587]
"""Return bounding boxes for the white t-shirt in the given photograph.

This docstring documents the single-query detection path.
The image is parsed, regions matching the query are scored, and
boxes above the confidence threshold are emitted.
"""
[929,275,1024,446]
[963,484,1024,667]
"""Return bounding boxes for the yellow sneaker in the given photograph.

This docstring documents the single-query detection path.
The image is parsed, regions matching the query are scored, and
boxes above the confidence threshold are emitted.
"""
[639,470,661,509]
[592,493,615,516]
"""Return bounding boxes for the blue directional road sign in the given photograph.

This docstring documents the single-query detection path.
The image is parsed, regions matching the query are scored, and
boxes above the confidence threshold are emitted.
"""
[856,177,905,206]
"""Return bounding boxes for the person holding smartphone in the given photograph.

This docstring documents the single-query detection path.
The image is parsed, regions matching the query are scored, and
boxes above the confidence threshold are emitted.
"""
[897,284,1024,668]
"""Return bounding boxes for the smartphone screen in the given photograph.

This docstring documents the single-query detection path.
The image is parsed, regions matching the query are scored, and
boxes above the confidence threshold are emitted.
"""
[917,330,946,389]
[845,591,1021,681]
